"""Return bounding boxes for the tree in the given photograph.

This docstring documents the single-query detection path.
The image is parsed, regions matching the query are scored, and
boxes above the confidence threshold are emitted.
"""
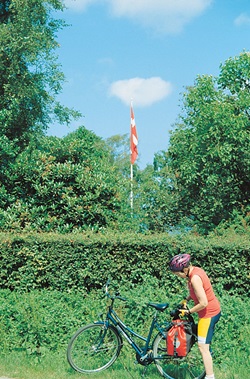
[105,134,131,177]
[166,52,250,233]
[0,127,131,232]
[0,0,81,217]
[0,0,80,149]
[127,157,177,232]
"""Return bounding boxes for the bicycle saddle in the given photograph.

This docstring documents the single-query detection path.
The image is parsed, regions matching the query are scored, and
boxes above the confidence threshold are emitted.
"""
[148,303,169,312]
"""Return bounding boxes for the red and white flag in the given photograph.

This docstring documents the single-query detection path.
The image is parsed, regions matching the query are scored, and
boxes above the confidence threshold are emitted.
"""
[130,105,138,164]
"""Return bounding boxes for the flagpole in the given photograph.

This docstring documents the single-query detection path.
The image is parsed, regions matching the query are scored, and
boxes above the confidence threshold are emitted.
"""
[130,163,133,210]
[130,101,138,211]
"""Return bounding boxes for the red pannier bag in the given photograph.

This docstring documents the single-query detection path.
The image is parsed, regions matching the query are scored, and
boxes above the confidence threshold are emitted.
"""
[167,319,193,357]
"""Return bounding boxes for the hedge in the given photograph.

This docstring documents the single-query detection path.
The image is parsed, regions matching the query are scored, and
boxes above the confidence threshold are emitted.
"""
[0,288,249,365]
[0,231,249,296]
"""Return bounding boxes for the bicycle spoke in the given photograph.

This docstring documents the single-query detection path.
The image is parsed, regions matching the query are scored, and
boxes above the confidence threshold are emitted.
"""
[153,333,205,379]
[67,282,206,379]
[67,323,122,373]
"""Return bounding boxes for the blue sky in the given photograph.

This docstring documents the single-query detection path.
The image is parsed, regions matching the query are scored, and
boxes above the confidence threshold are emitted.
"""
[47,0,250,168]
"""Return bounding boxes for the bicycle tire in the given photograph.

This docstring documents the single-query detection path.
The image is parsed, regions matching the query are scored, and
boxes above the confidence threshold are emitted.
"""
[67,322,122,373]
[153,332,206,379]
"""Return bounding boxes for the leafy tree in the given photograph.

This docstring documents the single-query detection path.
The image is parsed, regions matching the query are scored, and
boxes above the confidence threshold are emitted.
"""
[0,0,80,149]
[105,134,132,178]
[166,52,250,233]
[0,0,81,222]
[0,127,131,232]
[129,158,177,232]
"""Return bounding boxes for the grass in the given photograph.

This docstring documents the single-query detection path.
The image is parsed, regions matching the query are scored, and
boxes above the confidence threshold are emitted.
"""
[0,348,160,379]
[0,347,249,379]
[0,290,249,379]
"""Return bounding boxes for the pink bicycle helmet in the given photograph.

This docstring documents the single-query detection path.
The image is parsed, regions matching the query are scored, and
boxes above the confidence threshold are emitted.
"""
[169,254,191,272]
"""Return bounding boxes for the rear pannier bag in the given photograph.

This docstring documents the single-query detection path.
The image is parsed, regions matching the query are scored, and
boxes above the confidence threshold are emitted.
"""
[167,319,193,357]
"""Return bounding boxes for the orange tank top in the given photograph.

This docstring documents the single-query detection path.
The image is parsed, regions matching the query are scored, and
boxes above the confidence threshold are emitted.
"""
[188,267,220,318]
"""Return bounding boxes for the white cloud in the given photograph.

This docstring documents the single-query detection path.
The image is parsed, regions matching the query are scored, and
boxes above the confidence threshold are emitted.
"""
[64,0,212,34]
[234,13,250,26]
[109,77,172,107]
[108,0,213,33]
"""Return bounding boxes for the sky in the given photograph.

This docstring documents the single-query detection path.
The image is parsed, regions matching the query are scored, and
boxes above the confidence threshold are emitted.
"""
[47,0,250,168]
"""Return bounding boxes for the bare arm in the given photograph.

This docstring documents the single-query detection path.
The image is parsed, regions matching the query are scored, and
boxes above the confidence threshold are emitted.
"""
[189,275,208,314]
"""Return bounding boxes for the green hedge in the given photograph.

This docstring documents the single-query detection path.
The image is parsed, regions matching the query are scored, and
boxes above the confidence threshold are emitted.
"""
[0,231,249,296]
[0,288,249,370]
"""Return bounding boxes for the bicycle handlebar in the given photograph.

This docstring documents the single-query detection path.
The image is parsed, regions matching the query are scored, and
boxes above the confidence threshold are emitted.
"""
[104,281,194,320]
[170,304,195,322]
[104,280,127,302]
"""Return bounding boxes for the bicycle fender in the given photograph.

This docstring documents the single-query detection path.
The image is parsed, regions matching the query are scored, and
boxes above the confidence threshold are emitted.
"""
[93,321,123,343]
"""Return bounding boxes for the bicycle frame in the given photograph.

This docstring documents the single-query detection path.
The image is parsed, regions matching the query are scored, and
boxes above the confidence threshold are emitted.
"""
[100,300,168,360]
[67,283,205,379]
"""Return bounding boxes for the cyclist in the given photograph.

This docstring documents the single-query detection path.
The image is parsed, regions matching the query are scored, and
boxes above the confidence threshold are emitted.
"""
[169,253,221,379]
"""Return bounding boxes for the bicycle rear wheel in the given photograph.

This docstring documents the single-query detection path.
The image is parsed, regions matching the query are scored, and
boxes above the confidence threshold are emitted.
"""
[153,332,206,379]
[67,322,122,373]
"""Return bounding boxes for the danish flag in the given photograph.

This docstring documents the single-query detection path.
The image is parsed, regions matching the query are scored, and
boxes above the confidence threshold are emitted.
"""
[130,105,138,164]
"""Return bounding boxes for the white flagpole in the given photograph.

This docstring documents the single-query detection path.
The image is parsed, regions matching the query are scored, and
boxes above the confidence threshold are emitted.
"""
[130,163,133,210]
[130,100,138,211]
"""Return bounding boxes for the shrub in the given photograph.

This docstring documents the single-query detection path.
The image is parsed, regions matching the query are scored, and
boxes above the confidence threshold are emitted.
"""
[0,231,249,296]
[0,286,249,374]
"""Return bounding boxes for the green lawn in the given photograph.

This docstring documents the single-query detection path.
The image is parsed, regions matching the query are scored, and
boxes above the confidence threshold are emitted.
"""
[0,349,159,379]
[0,348,248,379]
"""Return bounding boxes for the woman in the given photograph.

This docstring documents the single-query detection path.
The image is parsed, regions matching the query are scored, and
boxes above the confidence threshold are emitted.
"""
[169,253,221,379]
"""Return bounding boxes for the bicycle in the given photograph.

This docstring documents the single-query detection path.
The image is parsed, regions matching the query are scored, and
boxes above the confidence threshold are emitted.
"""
[67,281,206,379]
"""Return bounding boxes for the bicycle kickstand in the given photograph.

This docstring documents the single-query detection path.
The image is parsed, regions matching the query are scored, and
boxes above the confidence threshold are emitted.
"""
[141,365,148,378]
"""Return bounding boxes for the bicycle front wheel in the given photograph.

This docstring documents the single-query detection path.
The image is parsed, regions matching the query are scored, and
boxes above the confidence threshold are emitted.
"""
[153,332,206,379]
[67,322,122,373]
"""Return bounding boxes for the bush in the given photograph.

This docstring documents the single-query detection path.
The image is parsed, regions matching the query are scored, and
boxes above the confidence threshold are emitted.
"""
[0,130,130,233]
[0,286,249,374]
[0,289,91,355]
[0,231,249,296]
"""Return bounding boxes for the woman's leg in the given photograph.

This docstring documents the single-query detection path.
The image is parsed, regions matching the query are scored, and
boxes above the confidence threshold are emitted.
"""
[197,313,221,377]
[198,342,213,375]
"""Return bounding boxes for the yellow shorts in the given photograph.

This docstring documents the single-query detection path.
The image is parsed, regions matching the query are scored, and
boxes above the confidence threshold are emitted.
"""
[198,312,221,344]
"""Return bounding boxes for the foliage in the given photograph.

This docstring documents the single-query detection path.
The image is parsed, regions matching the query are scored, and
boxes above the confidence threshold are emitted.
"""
[0,231,249,296]
[0,0,80,149]
[0,287,249,379]
[0,0,82,226]
[133,160,179,232]
[0,289,88,354]
[105,133,132,177]
[0,27,249,237]
[211,290,250,368]
[163,51,250,234]
[0,135,19,208]
[0,128,131,232]
[116,51,250,237]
